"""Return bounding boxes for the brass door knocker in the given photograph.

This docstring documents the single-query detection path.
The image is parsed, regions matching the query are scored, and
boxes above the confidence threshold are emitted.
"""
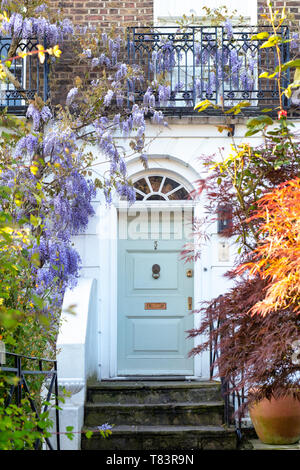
[152,264,160,279]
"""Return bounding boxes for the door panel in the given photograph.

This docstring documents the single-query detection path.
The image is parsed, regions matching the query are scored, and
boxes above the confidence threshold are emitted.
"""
[118,237,194,375]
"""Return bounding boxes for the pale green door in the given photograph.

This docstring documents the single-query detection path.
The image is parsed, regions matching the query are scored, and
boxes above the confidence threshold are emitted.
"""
[117,211,194,376]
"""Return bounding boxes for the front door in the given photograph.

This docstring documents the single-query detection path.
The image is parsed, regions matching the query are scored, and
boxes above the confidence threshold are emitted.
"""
[117,209,194,376]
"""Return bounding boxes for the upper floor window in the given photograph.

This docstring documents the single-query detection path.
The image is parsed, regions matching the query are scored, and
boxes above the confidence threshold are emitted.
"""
[154,0,257,25]
[0,38,49,114]
[128,0,290,116]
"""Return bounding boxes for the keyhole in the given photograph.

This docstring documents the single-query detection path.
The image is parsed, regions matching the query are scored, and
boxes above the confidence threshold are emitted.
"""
[154,241,158,251]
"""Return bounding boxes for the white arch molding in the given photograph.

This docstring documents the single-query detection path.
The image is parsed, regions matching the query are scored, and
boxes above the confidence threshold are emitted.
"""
[98,154,205,380]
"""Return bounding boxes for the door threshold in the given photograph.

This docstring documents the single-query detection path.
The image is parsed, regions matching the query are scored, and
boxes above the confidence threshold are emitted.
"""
[106,376,201,381]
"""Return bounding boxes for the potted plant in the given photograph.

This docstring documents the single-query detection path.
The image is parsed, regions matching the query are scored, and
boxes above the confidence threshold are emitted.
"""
[188,1,300,446]
[238,178,300,445]
[187,178,300,445]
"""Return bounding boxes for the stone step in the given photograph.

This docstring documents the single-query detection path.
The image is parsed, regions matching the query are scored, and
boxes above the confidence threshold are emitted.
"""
[81,425,237,450]
[84,401,224,427]
[86,380,222,404]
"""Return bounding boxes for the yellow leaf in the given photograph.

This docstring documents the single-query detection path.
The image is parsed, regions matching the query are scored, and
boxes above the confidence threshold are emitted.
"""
[294,68,300,82]
[1,227,13,234]
[52,45,62,58]
[37,44,45,64]
[30,165,39,175]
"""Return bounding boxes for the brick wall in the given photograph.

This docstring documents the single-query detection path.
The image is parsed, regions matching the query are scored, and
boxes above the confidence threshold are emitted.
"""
[49,1,154,105]
[258,0,300,41]
[51,1,153,27]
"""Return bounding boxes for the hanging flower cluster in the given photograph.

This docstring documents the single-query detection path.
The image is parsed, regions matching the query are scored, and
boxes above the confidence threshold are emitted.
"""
[66,28,169,205]
[0,3,172,316]
[1,9,73,45]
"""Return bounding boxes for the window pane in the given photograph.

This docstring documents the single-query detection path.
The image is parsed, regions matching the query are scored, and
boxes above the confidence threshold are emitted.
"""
[162,177,179,194]
[146,194,166,200]
[168,187,189,200]
[149,176,163,192]
[134,178,150,194]
[135,192,144,200]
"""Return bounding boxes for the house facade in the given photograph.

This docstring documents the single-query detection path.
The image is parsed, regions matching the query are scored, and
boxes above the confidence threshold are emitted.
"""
[54,0,300,382]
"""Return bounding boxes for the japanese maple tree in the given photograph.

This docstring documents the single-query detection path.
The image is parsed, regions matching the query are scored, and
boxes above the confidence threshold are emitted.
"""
[238,178,300,316]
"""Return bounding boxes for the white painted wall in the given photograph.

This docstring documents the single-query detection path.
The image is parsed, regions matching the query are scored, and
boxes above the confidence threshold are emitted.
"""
[68,118,258,380]
[64,117,300,382]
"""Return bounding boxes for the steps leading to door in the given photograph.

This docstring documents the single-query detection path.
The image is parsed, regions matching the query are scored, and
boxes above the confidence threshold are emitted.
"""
[81,380,237,450]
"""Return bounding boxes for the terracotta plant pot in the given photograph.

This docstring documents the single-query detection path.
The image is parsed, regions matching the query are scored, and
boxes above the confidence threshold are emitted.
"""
[249,394,300,445]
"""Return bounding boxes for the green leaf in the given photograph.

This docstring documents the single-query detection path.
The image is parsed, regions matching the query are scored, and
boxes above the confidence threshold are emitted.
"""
[85,430,93,439]
[32,293,44,309]
[246,115,273,128]
[30,214,42,227]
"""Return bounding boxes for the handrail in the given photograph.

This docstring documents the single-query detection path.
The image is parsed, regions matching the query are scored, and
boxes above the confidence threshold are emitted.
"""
[0,351,60,451]
[209,296,246,441]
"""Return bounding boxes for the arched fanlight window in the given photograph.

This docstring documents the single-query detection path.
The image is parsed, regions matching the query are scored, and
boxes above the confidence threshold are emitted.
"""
[133,175,189,201]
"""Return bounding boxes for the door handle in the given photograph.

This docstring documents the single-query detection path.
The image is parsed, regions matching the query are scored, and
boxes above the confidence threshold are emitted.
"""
[188,297,193,310]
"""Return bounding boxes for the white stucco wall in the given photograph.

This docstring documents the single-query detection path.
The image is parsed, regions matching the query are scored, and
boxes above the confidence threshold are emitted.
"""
[71,115,300,380]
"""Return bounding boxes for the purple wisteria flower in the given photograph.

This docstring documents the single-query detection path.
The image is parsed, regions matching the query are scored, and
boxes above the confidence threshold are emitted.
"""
[82,48,92,58]
[206,72,216,96]
[240,69,254,92]
[97,424,112,432]
[66,87,78,106]
[0,12,74,46]
[140,154,148,168]
[158,84,171,106]
[22,18,33,39]
[116,181,136,204]
[26,104,41,131]
[41,105,52,123]
[291,32,299,50]
[35,4,47,13]
[115,63,127,81]
[195,78,202,98]
[104,89,114,107]
[152,110,165,125]
[14,134,38,157]
[224,19,234,40]
[143,87,155,108]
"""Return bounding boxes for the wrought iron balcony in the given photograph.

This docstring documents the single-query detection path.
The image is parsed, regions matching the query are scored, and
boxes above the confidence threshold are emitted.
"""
[0,37,50,115]
[127,25,291,116]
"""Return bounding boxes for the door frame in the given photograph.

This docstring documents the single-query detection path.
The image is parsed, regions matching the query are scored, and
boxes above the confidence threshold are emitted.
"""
[99,199,206,380]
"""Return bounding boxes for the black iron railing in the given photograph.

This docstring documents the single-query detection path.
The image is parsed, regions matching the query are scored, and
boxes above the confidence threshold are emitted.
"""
[0,37,50,114]
[209,296,246,442]
[0,351,60,450]
[127,25,290,116]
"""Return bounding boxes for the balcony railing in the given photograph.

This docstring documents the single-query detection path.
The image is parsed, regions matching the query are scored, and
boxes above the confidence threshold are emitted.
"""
[127,25,290,116]
[0,37,50,115]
